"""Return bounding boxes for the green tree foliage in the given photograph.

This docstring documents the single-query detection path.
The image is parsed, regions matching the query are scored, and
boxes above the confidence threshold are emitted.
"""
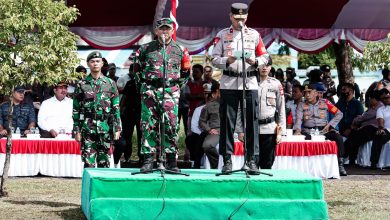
[298,47,336,69]
[0,0,80,196]
[353,33,390,71]
[0,0,81,94]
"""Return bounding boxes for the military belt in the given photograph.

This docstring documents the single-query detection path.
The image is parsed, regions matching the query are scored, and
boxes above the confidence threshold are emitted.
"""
[304,126,325,130]
[258,117,275,125]
[140,79,179,87]
[223,70,258,77]
[84,112,108,120]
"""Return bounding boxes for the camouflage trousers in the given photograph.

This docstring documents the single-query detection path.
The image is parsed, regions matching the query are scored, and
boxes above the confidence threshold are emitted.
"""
[81,132,111,168]
[140,85,180,154]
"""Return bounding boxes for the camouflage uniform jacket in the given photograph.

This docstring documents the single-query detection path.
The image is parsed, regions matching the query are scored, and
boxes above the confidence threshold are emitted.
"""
[135,39,191,87]
[322,76,336,101]
[73,74,121,135]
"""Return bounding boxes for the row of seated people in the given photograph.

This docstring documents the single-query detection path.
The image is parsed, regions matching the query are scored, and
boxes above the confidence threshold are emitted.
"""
[286,83,390,170]
[185,81,221,169]
[0,83,73,138]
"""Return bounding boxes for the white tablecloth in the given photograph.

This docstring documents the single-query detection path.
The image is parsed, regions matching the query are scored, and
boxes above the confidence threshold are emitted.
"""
[204,141,340,179]
[0,138,114,177]
[357,141,390,168]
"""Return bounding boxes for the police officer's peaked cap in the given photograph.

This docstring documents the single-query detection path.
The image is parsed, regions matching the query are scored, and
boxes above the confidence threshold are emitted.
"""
[156,18,174,29]
[304,84,317,92]
[305,84,325,92]
[14,85,26,92]
[320,64,331,72]
[87,51,102,62]
[231,3,248,19]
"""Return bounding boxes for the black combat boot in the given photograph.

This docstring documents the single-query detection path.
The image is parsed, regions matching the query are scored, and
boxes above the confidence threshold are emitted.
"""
[338,158,347,176]
[221,154,232,174]
[166,153,181,172]
[246,156,260,175]
[140,154,154,173]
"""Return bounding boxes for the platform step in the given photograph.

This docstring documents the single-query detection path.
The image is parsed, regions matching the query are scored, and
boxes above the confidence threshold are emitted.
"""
[82,168,328,219]
[90,198,328,220]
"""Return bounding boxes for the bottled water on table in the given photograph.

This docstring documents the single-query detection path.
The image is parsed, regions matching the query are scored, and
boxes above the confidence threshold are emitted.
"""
[15,127,20,134]
[233,133,239,142]
[314,128,320,136]
[59,128,66,135]
[310,128,315,136]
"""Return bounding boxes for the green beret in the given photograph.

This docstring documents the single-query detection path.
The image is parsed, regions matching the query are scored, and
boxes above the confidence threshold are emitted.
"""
[155,18,173,29]
[87,51,102,62]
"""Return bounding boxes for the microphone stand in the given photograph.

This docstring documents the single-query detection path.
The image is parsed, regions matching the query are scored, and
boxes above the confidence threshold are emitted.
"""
[216,22,272,178]
[132,34,189,177]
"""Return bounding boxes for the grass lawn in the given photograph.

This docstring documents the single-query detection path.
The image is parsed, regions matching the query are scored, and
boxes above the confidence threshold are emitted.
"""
[0,175,388,219]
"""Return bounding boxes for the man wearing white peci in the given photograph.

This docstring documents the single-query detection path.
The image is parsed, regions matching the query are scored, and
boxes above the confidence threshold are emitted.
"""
[38,82,73,138]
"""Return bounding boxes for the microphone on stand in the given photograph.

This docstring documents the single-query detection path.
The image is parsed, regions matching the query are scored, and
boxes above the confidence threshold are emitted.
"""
[161,34,166,44]
[238,21,244,29]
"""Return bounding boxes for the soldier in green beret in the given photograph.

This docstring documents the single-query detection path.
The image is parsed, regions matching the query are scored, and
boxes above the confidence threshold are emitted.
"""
[73,51,122,168]
[134,18,191,173]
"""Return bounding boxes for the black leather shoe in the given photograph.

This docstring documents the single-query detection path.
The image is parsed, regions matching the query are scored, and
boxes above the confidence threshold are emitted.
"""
[140,155,154,173]
[166,153,181,172]
[338,158,347,176]
[370,164,378,170]
[246,157,260,175]
[222,155,232,174]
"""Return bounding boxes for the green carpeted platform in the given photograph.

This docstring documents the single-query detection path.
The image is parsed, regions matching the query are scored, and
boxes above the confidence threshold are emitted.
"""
[81,169,329,219]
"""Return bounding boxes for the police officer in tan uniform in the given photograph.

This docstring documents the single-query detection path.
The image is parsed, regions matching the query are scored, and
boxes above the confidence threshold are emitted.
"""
[293,84,347,176]
[257,57,286,169]
[212,3,269,174]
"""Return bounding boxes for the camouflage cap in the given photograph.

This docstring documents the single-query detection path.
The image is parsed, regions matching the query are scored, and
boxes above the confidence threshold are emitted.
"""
[87,51,102,62]
[231,3,248,19]
[156,18,174,29]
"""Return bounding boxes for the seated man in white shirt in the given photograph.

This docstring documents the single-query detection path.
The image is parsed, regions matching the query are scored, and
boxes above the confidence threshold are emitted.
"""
[371,90,390,169]
[38,82,73,138]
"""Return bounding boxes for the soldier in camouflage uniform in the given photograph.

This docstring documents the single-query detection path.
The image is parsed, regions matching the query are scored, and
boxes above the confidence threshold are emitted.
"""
[134,18,191,173]
[73,51,121,168]
[320,65,337,103]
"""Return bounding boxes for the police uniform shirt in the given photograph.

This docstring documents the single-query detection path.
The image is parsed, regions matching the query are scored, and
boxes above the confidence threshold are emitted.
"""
[294,98,343,133]
[258,77,286,134]
[0,102,36,133]
[286,99,299,125]
[212,26,268,90]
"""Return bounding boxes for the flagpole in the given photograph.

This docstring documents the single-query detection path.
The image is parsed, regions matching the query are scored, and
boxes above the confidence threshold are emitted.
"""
[171,0,177,41]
